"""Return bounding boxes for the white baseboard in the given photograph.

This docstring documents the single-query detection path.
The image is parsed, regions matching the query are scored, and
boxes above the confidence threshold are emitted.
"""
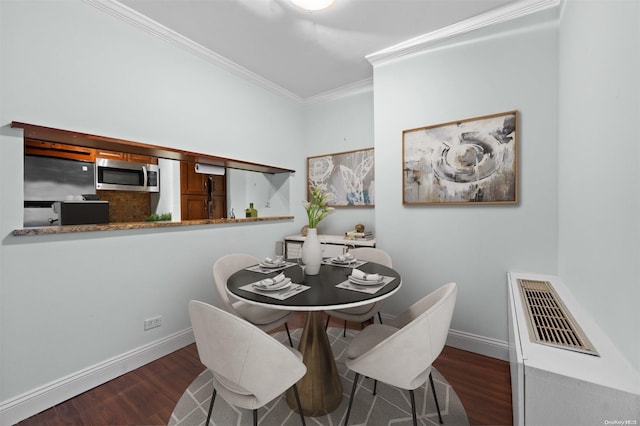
[379,313,509,361]
[0,328,195,426]
[446,328,509,361]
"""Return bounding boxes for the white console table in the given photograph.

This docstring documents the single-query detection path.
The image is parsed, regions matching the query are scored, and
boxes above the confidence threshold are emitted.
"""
[284,234,376,259]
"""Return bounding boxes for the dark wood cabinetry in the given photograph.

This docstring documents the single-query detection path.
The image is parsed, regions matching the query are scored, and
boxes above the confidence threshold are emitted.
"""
[25,139,96,162]
[181,162,207,194]
[211,195,225,218]
[210,175,225,195]
[180,194,209,220]
[96,149,158,164]
[95,149,124,161]
[25,141,159,165]
[180,162,226,220]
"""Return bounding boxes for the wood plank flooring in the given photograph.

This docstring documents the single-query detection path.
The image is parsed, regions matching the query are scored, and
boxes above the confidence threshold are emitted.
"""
[18,313,512,425]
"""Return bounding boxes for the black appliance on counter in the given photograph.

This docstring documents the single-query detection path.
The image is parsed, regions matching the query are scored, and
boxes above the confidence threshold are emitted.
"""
[52,201,109,226]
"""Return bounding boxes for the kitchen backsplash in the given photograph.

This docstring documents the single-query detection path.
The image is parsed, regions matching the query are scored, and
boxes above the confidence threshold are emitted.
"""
[97,191,151,223]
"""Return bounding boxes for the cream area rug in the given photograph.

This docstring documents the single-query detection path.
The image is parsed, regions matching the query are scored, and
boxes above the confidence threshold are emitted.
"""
[169,327,469,426]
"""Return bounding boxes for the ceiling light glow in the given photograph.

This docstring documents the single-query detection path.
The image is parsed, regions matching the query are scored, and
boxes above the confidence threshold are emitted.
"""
[290,0,336,11]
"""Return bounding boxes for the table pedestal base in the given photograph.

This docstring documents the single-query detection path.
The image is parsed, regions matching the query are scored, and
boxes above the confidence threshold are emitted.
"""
[286,311,343,416]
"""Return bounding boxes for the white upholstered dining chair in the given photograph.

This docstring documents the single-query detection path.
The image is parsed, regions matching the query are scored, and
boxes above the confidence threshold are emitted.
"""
[188,300,307,426]
[213,253,294,346]
[343,282,458,426]
[324,247,393,336]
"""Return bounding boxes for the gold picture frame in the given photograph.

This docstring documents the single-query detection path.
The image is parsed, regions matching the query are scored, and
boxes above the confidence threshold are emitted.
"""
[403,111,518,205]
[307,148,374,207]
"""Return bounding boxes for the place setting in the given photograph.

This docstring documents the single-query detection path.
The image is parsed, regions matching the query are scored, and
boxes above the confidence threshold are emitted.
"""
[322,252,367,268]
[238,272,309,300]
[245,256,298,274]
[335,268,394,294]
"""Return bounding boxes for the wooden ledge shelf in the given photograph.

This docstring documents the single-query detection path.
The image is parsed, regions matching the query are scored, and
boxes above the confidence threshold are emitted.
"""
[12,216,294,236]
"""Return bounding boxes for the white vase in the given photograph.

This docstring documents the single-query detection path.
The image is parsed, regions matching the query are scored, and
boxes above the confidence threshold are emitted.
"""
[301,227,322,275]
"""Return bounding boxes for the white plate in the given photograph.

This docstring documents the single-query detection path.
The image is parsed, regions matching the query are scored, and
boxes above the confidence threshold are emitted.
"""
[332,258,356,265]
[260,261,286,268]
[349,276,384,286]
[253,278,291,291]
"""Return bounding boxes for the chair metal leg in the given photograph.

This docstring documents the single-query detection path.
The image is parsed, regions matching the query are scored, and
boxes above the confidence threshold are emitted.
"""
[206,387,216,426]
[285,322,293,347]
[377,311,383,324]
[344,320,347,337]
[409,389,418,426]
[429,372,443,424]
[344,372,360,426]
[372,379,377,395]
[325,315,331,330]
[253,409,258,426]
[292,383,306,426]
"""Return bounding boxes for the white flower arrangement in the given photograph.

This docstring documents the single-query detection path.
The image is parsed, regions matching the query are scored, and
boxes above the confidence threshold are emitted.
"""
[303,185,335,228]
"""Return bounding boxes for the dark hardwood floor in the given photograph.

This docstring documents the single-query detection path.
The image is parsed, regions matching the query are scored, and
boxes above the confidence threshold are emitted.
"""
[18,313,512,426]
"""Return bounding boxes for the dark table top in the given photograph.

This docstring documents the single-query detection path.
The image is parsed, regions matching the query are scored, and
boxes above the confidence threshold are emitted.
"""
[227,260,402,311]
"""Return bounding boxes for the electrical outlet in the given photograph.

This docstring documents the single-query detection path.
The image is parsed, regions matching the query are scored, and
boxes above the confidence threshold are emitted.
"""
[144,316,162,331]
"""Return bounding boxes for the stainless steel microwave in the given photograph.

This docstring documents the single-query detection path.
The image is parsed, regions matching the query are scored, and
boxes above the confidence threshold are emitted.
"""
[95,158,159,192]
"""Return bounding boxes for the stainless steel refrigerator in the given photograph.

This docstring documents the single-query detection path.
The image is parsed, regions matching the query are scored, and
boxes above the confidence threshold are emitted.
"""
[24,155,101,227]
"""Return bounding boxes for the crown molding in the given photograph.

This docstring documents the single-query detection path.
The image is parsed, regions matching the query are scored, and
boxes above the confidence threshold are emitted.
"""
[302,78,373,106]
[82,0,304,104]
[366,0,560,66]
[83,0,559,105]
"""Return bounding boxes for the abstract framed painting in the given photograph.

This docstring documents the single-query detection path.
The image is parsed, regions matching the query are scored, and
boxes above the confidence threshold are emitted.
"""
[403,111,518,205]
[307,148,374,207]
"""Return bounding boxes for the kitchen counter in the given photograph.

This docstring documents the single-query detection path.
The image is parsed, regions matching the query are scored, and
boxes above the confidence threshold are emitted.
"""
[12,216,294,236]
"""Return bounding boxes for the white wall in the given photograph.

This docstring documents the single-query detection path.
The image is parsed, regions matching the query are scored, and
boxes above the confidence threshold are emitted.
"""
[302,91,376,236]
[558,0,640,371]
[154,158,181,220]
[227,168,248,218]
[0,0,307,415]
[372,12,560,351]
[227,169,291,218]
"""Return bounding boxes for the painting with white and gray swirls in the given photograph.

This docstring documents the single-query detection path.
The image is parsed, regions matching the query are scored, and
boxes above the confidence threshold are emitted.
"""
[403,111,517,205]
[307,148,374,207]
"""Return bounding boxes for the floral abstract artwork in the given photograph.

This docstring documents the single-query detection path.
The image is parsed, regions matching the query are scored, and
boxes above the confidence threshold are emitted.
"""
[307,148,374,207]
[403,111,518,205]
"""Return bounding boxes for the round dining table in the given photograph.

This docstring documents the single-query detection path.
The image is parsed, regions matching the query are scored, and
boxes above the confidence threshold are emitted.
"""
[226,259,402,417]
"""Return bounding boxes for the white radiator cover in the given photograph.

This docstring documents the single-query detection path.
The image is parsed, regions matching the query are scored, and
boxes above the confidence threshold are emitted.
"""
[508,272,640,425]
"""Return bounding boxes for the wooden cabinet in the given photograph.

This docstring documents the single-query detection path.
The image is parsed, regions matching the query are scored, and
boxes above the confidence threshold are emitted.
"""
[211,195,226,219]
[127,153,157,165]
[181,162,208,194]
[96,149,157,164]
[25,139,96,162]
[26,142,159,165]
[95,149,125,161]
[210,175,225,195]
[180,161,227,220]
[180,195,209,220]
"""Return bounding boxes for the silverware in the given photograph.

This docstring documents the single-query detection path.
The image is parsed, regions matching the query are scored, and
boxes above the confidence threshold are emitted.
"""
[279,285,301,298]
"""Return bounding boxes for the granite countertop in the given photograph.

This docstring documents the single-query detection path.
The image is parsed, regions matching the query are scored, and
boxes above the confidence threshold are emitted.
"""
[12,216,294,236]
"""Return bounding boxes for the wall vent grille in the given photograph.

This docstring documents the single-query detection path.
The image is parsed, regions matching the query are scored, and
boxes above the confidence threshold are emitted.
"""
[517,279,599,356]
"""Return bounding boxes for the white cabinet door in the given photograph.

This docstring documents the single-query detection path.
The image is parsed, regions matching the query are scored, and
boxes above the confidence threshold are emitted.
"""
[321,244,346,258]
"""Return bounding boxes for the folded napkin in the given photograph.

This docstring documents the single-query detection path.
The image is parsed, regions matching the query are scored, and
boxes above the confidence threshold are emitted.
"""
[258,273,286,287]
[335,253,355,262]
[351,269,381,281]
